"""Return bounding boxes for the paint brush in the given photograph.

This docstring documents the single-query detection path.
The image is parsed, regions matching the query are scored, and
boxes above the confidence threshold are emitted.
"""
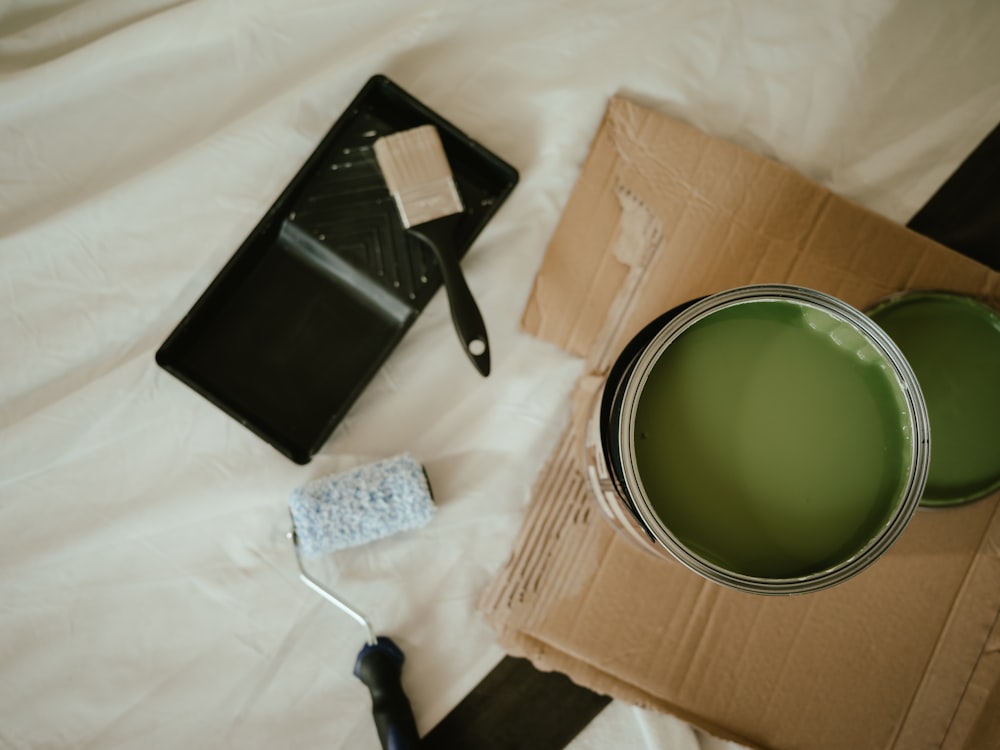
[374,125,491,376]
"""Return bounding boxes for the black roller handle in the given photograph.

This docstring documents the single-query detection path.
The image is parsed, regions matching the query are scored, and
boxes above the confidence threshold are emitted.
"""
[354,636,421,750]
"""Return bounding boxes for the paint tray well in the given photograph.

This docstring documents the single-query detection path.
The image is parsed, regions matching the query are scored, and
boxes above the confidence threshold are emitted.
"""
[156,75,519,463]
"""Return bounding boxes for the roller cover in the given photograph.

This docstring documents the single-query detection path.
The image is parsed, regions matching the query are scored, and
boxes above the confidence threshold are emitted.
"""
[289,454,434,556]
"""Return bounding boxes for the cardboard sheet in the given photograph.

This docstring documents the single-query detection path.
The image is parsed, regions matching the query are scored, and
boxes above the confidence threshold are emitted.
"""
[480,96,1000,750]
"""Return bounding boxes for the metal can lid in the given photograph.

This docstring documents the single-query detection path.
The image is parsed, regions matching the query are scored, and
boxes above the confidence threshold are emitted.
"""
[868,291,1000,507]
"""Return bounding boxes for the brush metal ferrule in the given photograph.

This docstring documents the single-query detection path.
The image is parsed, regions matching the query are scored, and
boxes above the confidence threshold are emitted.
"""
[392,177,463,229]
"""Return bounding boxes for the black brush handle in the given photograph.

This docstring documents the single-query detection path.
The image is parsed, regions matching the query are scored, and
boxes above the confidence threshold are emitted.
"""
[354,636,421,750]
[409,217,491,377]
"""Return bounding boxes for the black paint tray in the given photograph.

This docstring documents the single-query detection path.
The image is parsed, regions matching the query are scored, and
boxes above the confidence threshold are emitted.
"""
[156,75,519,463]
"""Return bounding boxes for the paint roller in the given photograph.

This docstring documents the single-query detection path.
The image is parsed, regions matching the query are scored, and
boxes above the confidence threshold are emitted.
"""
[287,453,434,750]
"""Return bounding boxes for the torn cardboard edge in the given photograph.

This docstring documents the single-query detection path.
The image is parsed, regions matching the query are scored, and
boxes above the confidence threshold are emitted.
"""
[480,423,776,750]
[498,626,760,749]
[522,96,998,362]
[481,95,1000,750]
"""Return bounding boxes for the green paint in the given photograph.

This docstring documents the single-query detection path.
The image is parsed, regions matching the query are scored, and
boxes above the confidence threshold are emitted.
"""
[633,300,912,579]
[869,294,1000,505]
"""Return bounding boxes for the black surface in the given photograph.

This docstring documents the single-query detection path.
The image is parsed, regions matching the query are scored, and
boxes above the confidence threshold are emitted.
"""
[423,121,1000,749]
[421,656,612,750]
[908,121,1000,270]
[156,75,518,463]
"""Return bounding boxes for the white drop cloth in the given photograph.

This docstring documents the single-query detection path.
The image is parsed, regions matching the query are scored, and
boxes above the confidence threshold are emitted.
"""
[2,2,998,748]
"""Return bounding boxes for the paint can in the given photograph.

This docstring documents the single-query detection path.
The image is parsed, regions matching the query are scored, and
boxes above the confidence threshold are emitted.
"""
[583,284,931,594]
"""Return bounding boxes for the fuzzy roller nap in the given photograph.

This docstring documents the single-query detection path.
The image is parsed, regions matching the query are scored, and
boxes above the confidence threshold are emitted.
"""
[289,453,435,557]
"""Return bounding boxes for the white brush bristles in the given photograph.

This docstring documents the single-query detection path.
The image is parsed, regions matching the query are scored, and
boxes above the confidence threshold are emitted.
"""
[374,125,463,228]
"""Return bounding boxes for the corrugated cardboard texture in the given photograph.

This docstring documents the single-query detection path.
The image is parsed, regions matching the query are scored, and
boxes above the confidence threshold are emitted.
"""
[481,96,1000,750]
